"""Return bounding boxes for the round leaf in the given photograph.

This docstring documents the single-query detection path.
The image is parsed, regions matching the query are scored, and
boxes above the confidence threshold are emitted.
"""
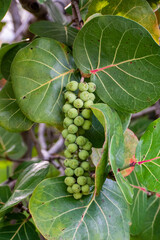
[29,177,130,240]
[11,38,75,128]
[73,15,160,113]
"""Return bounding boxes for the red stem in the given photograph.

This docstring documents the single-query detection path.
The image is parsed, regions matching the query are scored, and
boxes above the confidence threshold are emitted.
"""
[90,65,115,74]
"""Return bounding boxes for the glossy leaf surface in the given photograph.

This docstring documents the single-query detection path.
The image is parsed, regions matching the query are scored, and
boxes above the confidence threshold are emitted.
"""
[29,21,78,46]
[11,38,75,128]
[0,0,11,21]
[0,162,49,215]
[87,0,160,43]
[0,82,33,132]
[29,177,130,240]
[135,118,160,192]
[73,15,160,113]
[0,126,27,159]
[0,186,11,208]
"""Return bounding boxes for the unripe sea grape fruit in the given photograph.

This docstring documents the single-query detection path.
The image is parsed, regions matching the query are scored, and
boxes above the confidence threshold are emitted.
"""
[76,136,87,146]
[68,108,78,119]
[88,82,96,92]
[82,120,92,130]
[69,159,79,169]
[64,150,72,158]
[72,184,81,193]
[74,167,84,176]
[74,116,84,126]
[65,92,76,103]
[68,124,78,134]
[64,176,76,186]
[66,81,78,91]
[81,161,90,171]
[79,150,89,160]
[81,109,92,119]
[89,93,95,101]
[82,184,90,193]
[83,141,92,151]
[87,177,93,185]
[84,100,93,108]
[73,98,83,108]
[80,91,90,101]
[65,168,74,176]
[64,139,69,146]
[66,134,76,143]
[64,159,70,167]
[73,192,83,199]
[79,82,88,91]
[62,129,68,138]
[78,127,85,135]
[67,186,74,194]
[77,176,87,185]
[67,143,78,153]
[63,117,73,127]
[63,103,72,113]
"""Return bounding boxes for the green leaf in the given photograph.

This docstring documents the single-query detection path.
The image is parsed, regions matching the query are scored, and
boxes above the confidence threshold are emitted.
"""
[0,161,49,215]
[73,15,160,113]
[87,0,160,43]
[129,116,152,139]
[11,38,76,129]
[135,118,160,192]
[0,126,27,160]
[29,21,78,46]
[0,0,11,21]
[0,186,11,207]
[127,171,147,236]
[117,111,131,132]
[29,177,130,240]
[0,82,33,132]
[1,42,28,80]
[0,213,40,240]
[0,160,13,183]
[139,195,160,240]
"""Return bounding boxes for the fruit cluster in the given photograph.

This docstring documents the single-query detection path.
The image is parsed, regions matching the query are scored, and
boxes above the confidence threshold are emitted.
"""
[62,81,96,199]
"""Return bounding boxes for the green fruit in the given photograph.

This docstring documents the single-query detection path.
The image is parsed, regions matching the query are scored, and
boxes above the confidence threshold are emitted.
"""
[64,150,72,158]
[64,177,76,186]
[81,109,92,119]
[65,168,74,176]
[67,186,74,194]
[79,150,89,160]
[62,103,72,113]
[79,82,88,91]
[65,91,76,103]
[74,116,84,126]
[73,98,83,108]
[72,184,81,193]
[76,136,87,146]
[68,124,78,134]
[89,93,95,101]
[62,129,68,138]
[73,192,83,199]
[69,159,79,169]
[64,159,70,167]
[67,143,78,153]
[68,108,78,119]
[74,167,84,176]
[80,91,90,101]
[77,176,87,185]
[88,82,96,93]
[84,100,93,108]
[78,128,85,135]
[81,161,90,171]
[82,184,90,193]
[86,177,93,186]
[66,81,78,91]
[63,117,73,127]
[64,139,69,146]
[83,141,92,151]
[66,134,76,143]
[82,120,92,130]
[84,172,90,177]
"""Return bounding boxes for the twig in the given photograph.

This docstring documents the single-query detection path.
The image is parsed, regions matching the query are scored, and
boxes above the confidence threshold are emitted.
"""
[48,135,64,155]
[38,123,47,150]
[132,106,156,118]
[29,128,44,159]
[72,0,83,27]
[9,0,22,32]
[155,100,160,118]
